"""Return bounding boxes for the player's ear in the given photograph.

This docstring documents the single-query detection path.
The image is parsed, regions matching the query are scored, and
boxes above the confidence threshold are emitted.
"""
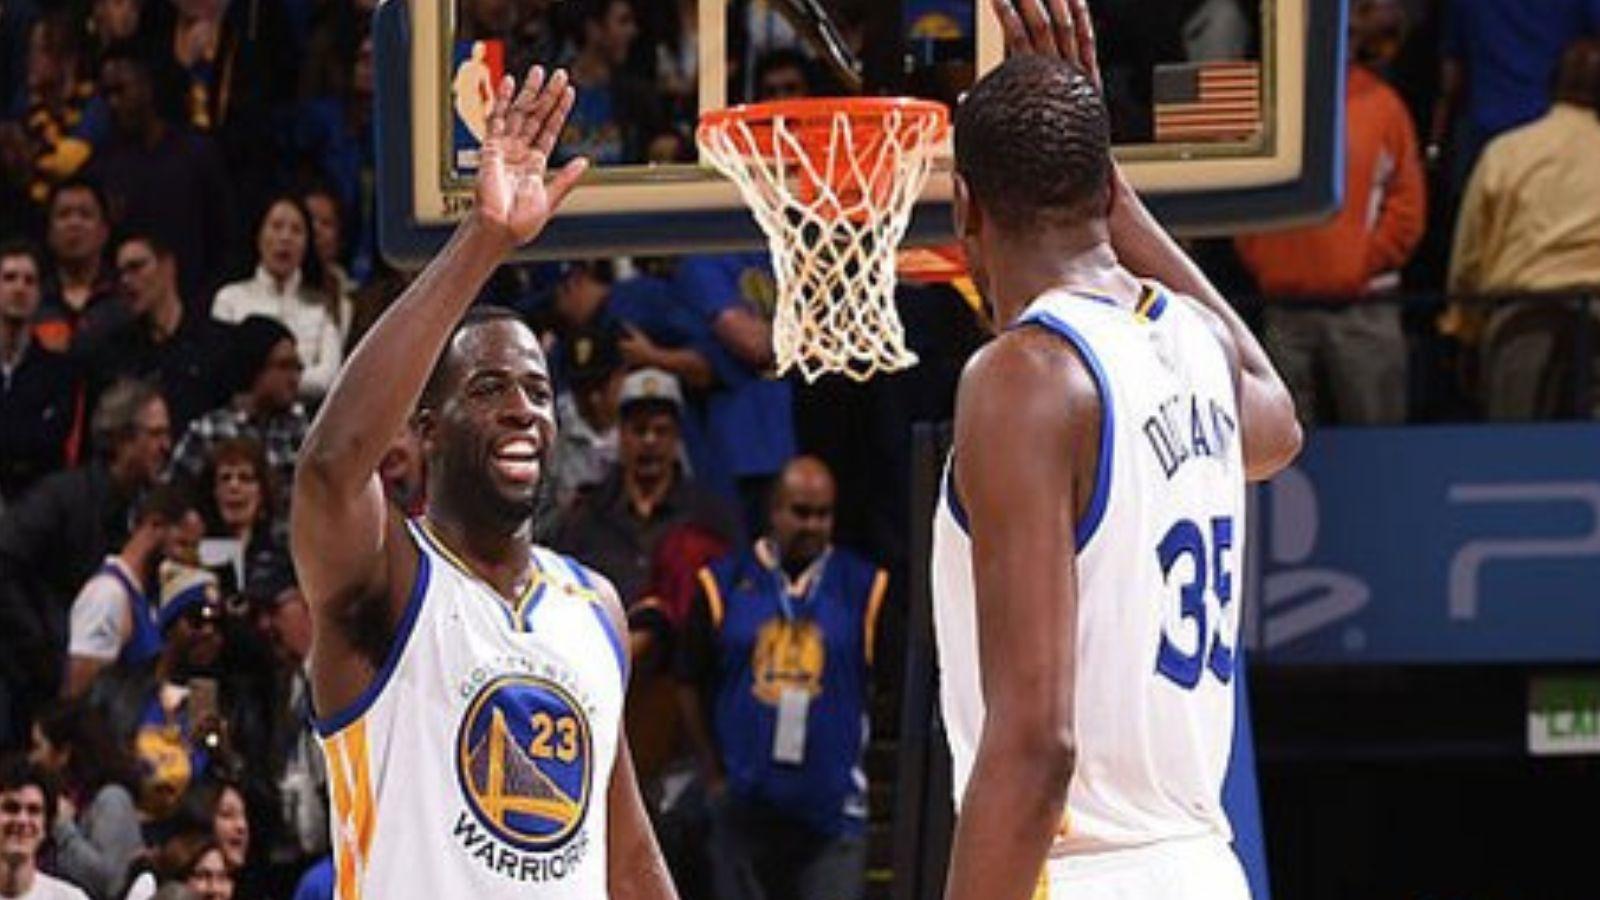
[952,173,979,241]
[411,408,438,455]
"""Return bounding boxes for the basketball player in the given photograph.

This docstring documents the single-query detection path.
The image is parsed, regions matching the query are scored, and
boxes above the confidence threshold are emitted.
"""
[291,67,676,899]
[932,2,1303,899]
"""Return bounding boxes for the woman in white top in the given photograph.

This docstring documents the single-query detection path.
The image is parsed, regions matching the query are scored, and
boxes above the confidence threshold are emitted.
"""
[211,196,344,402]
[301,186,355,336]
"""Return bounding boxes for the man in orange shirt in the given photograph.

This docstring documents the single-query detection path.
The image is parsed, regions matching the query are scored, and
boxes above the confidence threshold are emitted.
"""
[1234,0,1425,425]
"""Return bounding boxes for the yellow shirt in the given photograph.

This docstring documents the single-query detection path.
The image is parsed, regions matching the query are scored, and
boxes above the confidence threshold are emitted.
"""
[1444,104,1600,341]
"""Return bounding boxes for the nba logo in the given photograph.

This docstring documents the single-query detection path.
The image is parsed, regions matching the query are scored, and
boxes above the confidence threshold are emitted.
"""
[452,39,505,173]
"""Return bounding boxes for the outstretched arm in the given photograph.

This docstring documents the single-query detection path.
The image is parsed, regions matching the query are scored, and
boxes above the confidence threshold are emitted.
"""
[990,0,1301,480]
[292,67,588,718]
[944,330,1093,900]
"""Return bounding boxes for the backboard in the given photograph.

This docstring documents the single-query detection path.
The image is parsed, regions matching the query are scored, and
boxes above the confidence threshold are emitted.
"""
[374,0,1346,266]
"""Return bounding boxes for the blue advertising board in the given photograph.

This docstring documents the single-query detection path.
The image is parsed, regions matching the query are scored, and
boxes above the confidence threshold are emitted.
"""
[1243,424,1600,664]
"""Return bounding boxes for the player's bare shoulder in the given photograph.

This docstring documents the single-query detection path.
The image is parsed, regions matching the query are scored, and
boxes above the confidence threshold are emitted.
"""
[958,325,1102,418]
[953,325,1104,504]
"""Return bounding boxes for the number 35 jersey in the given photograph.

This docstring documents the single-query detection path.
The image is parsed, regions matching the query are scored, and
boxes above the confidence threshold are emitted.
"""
[314,520,626,899]
[932,284,1247,855]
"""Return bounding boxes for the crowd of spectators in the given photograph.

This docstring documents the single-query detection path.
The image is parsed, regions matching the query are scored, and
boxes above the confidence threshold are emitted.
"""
[1,0,1598,898]
[1221,0,1600,425]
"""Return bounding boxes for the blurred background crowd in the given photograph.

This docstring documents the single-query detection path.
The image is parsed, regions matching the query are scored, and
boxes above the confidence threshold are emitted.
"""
[0,0,1597,898]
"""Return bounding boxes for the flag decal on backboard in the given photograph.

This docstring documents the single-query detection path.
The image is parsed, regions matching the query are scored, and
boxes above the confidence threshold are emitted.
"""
[1153,61,1262,143]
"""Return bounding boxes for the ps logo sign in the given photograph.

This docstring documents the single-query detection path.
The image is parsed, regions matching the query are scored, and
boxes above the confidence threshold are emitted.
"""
[1447,482,1600,622]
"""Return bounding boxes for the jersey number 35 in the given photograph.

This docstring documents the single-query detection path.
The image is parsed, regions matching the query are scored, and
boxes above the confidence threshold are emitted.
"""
[1154,516,1237,690]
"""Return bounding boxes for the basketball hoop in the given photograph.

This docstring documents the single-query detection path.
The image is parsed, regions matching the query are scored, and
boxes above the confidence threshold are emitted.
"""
[698,97,950,383]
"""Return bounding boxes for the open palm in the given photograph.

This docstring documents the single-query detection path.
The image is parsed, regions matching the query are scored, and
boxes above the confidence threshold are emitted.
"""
[477,66,590,247]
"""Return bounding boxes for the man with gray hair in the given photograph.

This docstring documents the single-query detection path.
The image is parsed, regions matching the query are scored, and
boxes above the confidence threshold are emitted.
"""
[0,377,171,749]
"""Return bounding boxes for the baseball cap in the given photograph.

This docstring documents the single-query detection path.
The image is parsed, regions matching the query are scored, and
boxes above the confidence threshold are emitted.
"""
[156,561,222,633]
[243,551,298,607]
[618,367,684,418]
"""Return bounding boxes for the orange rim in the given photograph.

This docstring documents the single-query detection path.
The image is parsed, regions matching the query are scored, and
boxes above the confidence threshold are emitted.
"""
[697,96,949,153]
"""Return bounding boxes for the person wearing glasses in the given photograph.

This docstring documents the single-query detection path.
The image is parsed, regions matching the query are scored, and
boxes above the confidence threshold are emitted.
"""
[76,233,233,437]
[0,378,172,749]
[165,317,307,523]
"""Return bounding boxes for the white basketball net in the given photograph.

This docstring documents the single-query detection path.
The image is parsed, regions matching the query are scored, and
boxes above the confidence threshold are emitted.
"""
[699,101,947,382]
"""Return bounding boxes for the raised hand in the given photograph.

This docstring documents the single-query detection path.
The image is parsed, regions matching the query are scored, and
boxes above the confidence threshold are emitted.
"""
[475,66,590,248]
[988,0,1100,87]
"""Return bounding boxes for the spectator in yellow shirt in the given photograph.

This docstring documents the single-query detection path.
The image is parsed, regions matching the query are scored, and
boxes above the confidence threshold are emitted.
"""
[1444,39,1600,420]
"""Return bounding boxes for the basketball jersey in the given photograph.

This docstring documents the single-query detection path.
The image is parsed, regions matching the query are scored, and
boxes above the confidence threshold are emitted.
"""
[932,284,1247,854]
[315,520,626,899]
[100,560,162,667]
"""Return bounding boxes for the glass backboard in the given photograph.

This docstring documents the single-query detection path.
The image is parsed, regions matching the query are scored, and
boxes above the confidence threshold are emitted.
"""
[375,0,1345,265]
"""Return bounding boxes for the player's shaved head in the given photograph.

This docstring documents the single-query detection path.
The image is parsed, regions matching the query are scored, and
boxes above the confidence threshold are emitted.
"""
[954,54,1111,232]
[418,305,534,411]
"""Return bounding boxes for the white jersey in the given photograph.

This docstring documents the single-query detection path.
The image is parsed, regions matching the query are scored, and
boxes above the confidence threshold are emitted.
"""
[932,284,1247,855]
[315,520,626,899]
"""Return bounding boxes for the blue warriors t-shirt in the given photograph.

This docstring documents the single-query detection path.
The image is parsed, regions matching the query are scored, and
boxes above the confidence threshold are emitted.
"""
[98,562,162,667]
[700,545,887,837]
[674,254,795,486]
[135,692,210,819]
[1443,0,1600,137]
[559,87,625,165]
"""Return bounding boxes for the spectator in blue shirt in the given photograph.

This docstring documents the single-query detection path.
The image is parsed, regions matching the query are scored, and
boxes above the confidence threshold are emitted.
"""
[674,252,796,532]
[678,456,888,900]
[1431,0,1600,188]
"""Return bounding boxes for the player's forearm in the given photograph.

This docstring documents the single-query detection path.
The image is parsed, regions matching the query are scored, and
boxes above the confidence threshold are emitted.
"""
[944,736,1073,900]
[1108,173,1301,476]
[298,215,511,494]
[1108,174,1269,377]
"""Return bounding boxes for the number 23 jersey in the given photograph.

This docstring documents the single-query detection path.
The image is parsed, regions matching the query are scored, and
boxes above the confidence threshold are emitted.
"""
[315,520,626,899]
[932,284,1247,854]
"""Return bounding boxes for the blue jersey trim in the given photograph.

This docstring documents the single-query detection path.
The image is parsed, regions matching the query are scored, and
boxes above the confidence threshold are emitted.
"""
[943,456,971,536]
[588,602,628,684]
[1146,289,1169,322]
[517,582,549,631]
[560,555,594,589]
[561,555,628,683]
[313,547,432,738]
[1012,311,1115,550]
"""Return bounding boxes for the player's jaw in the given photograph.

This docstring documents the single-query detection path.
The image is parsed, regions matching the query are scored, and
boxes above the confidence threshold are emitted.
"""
[440,414,554,529]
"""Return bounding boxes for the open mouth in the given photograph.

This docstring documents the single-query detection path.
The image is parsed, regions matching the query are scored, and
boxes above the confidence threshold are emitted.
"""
[491,437,541,484]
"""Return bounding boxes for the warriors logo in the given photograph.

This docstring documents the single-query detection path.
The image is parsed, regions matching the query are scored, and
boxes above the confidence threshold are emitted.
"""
[750,620,826,705]
[455,675,591,852]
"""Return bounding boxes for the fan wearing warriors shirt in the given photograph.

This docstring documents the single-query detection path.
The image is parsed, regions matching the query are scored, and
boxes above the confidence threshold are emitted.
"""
[932,2,1302,899]
[291,66,676,900]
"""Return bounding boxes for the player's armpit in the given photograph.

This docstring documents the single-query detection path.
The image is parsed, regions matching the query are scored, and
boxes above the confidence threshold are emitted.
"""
[295,492,415,724]
[944,329,1093,900]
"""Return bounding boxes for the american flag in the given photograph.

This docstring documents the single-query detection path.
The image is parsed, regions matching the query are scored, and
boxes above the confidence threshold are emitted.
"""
[1152,61,1262,143]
